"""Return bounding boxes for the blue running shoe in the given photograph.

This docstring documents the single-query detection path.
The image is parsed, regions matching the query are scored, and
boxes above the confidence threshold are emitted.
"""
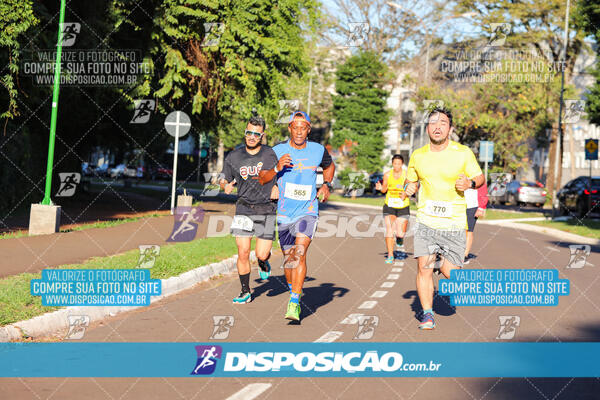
[418,312,435,330]
[385,255,394,264]
[258,259,271,280]
[233,291,251,304]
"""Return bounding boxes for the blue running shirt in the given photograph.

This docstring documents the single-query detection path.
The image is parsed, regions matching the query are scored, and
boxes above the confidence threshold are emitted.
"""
[273,140,332,224]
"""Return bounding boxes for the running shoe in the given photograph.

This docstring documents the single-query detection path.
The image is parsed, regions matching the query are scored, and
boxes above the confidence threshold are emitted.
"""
[418,312,435,330]
[463,256,470,265]
[233,291,251,304]
[258,259,271,280]
[285,302,301,321]
[395,237,404,252]
[385,255,394,264]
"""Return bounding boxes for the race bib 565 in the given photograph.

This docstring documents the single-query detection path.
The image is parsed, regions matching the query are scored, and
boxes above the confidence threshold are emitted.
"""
[284,183,312,201]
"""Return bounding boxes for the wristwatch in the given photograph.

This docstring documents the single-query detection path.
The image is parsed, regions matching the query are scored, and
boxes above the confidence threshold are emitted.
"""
[323,181,333,191]
[470,179,476,189]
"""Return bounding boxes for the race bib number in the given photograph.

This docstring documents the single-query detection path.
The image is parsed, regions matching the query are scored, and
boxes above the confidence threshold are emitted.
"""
[231,215,254,231]
[424,200,452,218]
[388,197,406,208]
[284,183,312,201]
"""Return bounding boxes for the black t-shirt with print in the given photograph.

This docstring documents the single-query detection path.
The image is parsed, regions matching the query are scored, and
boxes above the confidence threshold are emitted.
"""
[222,145,278,211]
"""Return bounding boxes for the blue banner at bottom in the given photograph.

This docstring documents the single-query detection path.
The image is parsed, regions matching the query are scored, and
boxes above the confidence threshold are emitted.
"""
[0,342,598,377]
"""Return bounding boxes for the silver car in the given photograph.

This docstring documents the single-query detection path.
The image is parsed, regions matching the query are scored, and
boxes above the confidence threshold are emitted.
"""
[495,180,547,207]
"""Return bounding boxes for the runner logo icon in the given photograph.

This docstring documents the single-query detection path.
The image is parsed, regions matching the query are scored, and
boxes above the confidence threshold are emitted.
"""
[210,316,234,340]
[130,100,155,124]
[191,345,222,375]
[496,315,520,340]
[60,22,80,47]
[566,245,591,269]
[56,172,81,197]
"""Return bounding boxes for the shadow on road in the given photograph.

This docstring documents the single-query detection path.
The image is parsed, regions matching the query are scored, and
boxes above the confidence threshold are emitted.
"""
[402,290,456,320]
[251,274,316,300]
[299,282,349,322]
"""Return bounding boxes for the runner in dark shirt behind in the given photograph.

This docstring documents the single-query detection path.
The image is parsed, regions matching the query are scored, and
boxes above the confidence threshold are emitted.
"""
[220,115,279,304]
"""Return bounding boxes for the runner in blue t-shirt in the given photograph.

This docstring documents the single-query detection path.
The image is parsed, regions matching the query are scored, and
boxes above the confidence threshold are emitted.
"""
[259,111,335,322]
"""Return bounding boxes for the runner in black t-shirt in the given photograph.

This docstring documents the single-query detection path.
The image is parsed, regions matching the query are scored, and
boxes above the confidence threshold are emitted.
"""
[220,115,278,304]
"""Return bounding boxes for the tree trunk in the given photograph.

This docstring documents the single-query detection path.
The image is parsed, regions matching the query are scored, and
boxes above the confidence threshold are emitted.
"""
[216,137,224,174]
[568,124,575,180]
[546,123,558,200]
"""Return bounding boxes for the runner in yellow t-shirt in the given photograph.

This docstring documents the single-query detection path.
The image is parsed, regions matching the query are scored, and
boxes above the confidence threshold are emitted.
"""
[375,154,410,264]
[402,107,484,330]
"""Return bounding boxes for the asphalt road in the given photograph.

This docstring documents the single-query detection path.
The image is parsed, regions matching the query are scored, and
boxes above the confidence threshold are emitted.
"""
[2,203,600,399]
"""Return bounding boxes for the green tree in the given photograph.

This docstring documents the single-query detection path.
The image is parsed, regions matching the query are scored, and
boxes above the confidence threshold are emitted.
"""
[0,0,38,126]
[114,0,321,167]
[417,58,573,174]
[574,0,600,125]
[454,0,588,196]
[331,50,391,173]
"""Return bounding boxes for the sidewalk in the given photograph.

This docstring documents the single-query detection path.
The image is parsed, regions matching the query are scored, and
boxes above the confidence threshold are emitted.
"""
[0,200,235,279]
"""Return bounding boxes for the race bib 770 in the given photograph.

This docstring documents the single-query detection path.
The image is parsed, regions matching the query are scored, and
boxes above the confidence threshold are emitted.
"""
[423,200,452,218]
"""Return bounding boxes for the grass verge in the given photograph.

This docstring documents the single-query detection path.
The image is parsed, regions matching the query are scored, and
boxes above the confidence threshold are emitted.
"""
[0,235,277,326]
[0,213,166,240]
[523,219,600,240]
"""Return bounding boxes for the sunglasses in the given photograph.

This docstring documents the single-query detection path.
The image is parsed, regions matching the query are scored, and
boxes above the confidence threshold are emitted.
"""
[244,130,263,138]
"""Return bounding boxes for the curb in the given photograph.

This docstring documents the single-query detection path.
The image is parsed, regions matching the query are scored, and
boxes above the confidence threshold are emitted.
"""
[479,220,600,246]
[329,201,598,244]
[0,252,251,342]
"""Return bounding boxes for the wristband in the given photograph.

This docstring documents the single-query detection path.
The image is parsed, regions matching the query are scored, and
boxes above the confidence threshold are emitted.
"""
[274,165,279,173]
[403,183,410,191]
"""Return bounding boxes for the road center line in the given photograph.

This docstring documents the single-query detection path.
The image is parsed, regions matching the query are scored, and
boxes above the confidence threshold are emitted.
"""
[341,313,364,324]
[314,331,344,342]
[358,301,377,309]
[381,281,395,288]
[387,274,400,280]
[371,291,388,298]
[225,383,273,400]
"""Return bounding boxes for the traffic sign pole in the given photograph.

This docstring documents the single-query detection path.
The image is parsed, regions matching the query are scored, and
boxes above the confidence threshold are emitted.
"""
[164,111,191,215]
[171,126,180,214]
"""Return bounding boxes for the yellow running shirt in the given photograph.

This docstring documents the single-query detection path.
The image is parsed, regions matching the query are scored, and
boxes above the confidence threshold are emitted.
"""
[406,141,482,230]
[384,169,410,209]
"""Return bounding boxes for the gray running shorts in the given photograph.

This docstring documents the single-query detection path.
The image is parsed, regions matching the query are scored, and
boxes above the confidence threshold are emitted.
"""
[413,222,466,268]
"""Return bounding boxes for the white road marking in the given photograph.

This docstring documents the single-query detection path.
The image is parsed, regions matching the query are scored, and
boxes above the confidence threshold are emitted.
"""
[545,246,560,252]
[225,383,272,400]
[381,281,395,288]
[358,301,377,309]
[314,331,343,342]
[371,291,388,298]
[341,313,364,324]
[391,268,403,272]
[387,274,400,280]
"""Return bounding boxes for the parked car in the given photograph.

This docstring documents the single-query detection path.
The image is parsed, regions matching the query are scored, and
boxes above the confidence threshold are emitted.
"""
[369,172,384,195]
[123,165,138,178]
[557,176,600,217]
[109,164,126,178]
[495,180,547,207]
[149,164,173,180]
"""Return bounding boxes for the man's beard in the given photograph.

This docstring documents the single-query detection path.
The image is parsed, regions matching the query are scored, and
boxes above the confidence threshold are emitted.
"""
[246,141,260,150]
[430,133,447,146]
